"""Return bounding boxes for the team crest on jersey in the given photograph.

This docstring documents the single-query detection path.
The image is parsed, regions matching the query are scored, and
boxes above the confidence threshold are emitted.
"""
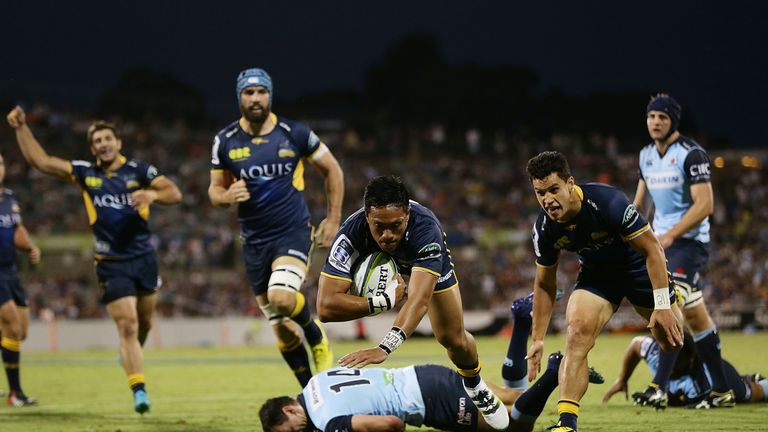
[277,141,296,158]
[554,236,570,249]
[228,147,252,161]
[85,176,103,188]
[251,137,269,145]
[417,242,442,260]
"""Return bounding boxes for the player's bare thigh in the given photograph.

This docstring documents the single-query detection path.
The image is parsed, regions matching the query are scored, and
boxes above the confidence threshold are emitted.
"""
[565,290,614,351]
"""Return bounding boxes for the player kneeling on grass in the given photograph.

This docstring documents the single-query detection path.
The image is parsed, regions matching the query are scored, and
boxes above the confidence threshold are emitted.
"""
[317,175,510,431]
[603,332,768,408]
[260,351,581,432]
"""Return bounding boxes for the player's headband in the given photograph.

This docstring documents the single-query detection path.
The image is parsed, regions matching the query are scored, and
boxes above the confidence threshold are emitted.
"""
[646,94,681,138]
[236,68,273,105]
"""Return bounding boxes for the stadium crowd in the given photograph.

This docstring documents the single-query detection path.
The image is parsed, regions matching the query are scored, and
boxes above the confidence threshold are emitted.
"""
[1,104,765,320]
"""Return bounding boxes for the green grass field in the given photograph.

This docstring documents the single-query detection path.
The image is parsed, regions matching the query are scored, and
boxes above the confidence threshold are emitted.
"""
[3,332,767,431]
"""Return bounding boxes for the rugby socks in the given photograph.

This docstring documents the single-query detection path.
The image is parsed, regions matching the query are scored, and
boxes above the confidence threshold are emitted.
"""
[290,293,323,346]
[278,336,312,387]
[457,361,482,388]
[502,310,531,389]
[511,355,560,423]
[651,350,679,391]
[1,337,22,393]
[556,399,579,430]
[693,325,729,393]
[128,373,146,394]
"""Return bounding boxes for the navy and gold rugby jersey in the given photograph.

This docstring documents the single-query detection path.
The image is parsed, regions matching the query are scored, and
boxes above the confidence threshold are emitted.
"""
[0,189,22,273]
[321,201,454,284]
[532,183,651,273]
[211,114,323,244]
[69,156,162,260]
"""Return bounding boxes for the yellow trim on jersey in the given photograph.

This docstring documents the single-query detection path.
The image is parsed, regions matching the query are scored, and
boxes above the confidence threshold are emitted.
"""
[536,261,558,268]
[210,169,226,173]
[148,175,166,186]
[319,272,353,283]
[574,185,584,200]
[81,190,97,225]
[292,158,305,191]
[412,267,440,277]
[239,113,278,135]
[434,282,459,294]
[622,223,651,241]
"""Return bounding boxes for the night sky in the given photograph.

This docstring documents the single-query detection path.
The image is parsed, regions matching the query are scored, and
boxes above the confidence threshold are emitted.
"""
[3,0,767,146]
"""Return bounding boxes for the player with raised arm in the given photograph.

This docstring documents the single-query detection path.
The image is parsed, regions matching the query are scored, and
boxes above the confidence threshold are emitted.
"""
[632,93,734,409]
[7,107,182,414]
[208,68,344,387]
[524,151,684,432]
[317,175,509,431]
[0,153,41,407]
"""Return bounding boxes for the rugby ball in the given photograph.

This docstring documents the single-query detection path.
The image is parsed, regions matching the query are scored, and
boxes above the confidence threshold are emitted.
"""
[351,252,399,315]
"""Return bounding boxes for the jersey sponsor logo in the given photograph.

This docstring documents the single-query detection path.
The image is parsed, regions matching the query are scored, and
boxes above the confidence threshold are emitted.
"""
[307,376,324,408]
[328,235,355,273]
[437,270,453,283]
[239,162,295,180]
[0,213,20,228]
[644,170,684,189]
[457,397,473,426]
[126,180,140,189]
[85,176,103,188]
[622,204,640,227]
[554,235,570,249]
[228,147,252,161]
[277,141,296,158]
[251,137,269,145]
[565,224,577,231]
[417,242,441,260]
[95,240,111,253]
[93,193,134,210]
[689,162,710,177]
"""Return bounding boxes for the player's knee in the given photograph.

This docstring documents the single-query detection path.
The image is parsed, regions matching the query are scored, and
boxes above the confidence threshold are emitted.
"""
[434,329,466,351]
[267,264,305,315]
[565,320,596,354]
[114,317,139,340]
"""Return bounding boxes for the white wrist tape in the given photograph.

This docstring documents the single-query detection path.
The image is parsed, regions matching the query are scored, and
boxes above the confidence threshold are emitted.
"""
[378,326,406,355]
[653,287,671,310]
[367,294,393,316]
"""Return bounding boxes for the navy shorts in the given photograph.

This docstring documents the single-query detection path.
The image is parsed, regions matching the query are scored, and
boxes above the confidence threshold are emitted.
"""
[242,226,311,296]
[575,268,675,309]
[95,252,160,304]
[0,274,27,307]
[415,365,478,432]
[666,238,708,309]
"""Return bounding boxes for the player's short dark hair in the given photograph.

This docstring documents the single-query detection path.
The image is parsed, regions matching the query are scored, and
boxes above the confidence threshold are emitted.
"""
[364,175,410,211]
[258,396,294,432]
[526,151,572,182]
[87,120,119,144]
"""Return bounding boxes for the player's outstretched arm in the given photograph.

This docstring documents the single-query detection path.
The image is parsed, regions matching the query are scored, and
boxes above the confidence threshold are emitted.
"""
[7,106,71,179]
[602,337,644,403]
[351,415,405,432]
[317,274,370,321]
[308,144,344,248]
[527,263,558,382]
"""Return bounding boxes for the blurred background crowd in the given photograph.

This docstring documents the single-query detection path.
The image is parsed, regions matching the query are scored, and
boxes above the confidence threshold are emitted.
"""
[0,102,765,323]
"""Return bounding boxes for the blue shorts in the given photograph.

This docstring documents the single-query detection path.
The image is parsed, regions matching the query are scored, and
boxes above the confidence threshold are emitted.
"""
[666,238,708,309]
[415,365,477,432]
[95,252,160,304]
[0,274,27,307]
[575,268,675,309]
[242,227,312,296]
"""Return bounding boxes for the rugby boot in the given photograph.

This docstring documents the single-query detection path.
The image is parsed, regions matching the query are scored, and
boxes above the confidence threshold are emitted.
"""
[7,390,37,407]
[134,389,151,414]
[687,389,736,409]
[310,319,334,372]
[464,378,510,431]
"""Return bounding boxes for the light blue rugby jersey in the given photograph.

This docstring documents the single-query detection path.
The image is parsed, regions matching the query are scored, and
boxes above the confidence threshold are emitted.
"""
[640,336,709,401]
[301,366,426,430]
[638,137,712,243]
